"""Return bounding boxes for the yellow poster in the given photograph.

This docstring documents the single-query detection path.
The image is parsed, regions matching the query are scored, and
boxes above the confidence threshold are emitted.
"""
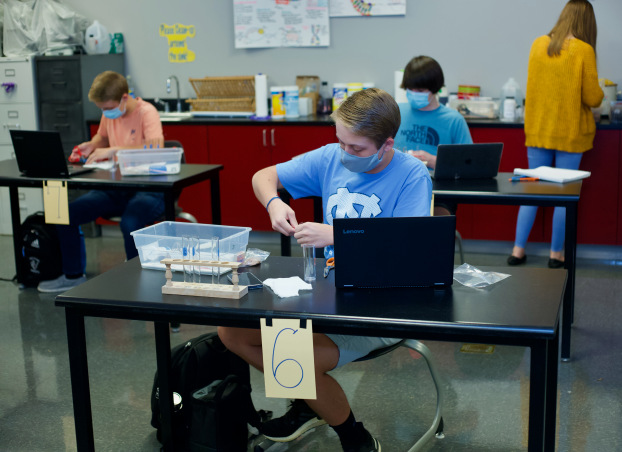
[159,23,196,63]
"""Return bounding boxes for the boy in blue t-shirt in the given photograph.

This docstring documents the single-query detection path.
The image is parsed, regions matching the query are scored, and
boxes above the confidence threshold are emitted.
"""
[394,55,472,170]
[218,88,431,452]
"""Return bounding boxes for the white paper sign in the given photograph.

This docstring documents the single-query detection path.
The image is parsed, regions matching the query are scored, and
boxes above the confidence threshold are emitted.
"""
[42,180,69,225]
[261,318,316,399]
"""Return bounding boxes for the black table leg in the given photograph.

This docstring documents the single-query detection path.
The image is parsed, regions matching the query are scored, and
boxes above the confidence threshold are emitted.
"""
[155,321,175,451]
[65,308,95,451]
[9,186,23,283]
[164,191,175,221]
[561,203,577,360]
[544,326,560,451]
[210,172,222,225]
[528,342,548,452]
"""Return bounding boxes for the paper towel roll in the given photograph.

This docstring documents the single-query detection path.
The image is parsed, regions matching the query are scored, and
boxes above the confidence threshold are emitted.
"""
[255,74,269,117]
[394,70,407,104]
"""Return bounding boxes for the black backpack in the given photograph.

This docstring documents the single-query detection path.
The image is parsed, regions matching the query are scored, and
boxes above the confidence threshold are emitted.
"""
[151,332,265,451]
[18,212,63,287]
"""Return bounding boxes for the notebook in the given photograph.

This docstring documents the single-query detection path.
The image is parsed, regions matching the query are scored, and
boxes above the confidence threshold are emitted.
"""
[432,143,503,180]
[513,166,591,183]
[333,216,456,288]
[10,130,94,178]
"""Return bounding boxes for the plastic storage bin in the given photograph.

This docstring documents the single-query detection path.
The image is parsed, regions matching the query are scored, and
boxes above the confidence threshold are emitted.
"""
[130,222,251,274]
[117,148,183,176]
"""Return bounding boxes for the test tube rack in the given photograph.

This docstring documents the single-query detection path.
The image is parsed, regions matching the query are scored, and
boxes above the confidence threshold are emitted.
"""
[160,258,248,299]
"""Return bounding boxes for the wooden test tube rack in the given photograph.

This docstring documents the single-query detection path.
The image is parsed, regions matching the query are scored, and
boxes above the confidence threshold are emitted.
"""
[160,258,248,299]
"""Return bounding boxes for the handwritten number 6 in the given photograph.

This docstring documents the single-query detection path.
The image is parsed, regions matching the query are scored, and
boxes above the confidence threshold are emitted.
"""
[272,328,303,388]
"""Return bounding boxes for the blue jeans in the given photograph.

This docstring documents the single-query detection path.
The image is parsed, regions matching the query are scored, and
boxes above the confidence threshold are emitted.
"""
[56,190,165,275]
[514,147,583,252]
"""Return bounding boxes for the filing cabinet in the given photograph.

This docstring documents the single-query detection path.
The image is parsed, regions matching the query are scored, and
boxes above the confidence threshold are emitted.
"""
[0,57,41,235]
[35,54,124,154]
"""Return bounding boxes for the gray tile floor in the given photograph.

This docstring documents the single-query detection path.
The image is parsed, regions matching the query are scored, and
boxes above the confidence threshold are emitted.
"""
[0,230,621,452]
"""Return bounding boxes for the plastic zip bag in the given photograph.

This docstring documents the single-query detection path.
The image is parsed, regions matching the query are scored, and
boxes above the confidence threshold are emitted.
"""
[453,263,510,288]
[3,0,88,57]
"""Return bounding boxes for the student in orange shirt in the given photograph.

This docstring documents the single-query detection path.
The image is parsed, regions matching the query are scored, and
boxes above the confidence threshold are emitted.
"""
[38,71,165,292]
[508,0,603,269]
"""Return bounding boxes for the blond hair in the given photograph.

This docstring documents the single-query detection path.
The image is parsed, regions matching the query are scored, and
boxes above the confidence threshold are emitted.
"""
[548,0,597,56]
[88,71,129,103]
[330,88,400,148]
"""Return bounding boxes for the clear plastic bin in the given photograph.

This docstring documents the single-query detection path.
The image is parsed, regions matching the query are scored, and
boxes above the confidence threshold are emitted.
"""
[116,148,183,176]
[130,222,251,274]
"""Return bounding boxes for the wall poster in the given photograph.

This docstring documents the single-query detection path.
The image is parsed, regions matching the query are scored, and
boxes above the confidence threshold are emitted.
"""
[329,0,406,16]
[234,0,330,49]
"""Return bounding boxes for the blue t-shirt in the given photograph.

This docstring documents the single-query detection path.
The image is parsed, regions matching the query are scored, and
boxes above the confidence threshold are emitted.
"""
[394,104,473,156]
[276,143,432,257]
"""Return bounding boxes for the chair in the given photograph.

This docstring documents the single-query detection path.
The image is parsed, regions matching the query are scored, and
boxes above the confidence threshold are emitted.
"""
[104,140,198,224]
[254,339,445,452]
[352,339,445,451]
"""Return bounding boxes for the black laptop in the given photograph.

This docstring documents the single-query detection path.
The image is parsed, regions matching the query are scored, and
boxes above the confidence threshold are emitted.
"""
[333,216,456,288]
[10,130,94,178]
[432,143,503,180]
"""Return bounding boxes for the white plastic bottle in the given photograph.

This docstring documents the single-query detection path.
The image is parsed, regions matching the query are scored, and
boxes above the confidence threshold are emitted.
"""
[500,78,521,120]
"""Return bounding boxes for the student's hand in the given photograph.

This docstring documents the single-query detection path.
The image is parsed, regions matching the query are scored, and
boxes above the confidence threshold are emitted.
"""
[408,150,436,169]
[76,141,96,157]
[293,222,333,248]
[85,147,116,164]
[267,199,298,236]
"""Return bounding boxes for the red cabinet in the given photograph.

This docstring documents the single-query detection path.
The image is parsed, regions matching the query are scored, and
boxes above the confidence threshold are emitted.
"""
[208,124,336,231]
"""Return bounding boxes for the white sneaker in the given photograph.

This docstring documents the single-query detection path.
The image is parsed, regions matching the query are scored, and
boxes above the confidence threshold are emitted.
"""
[37,274,87,293]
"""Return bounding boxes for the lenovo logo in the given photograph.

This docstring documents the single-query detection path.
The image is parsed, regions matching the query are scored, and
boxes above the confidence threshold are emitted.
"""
[342,229,364,234]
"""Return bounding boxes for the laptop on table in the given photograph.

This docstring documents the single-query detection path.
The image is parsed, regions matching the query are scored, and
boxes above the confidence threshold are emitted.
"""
[432,143,503,180]
[10,130,94,178]
[333,216,456,289]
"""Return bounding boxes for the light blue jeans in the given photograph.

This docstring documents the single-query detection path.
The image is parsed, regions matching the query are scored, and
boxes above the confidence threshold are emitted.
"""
[513,147,583,252]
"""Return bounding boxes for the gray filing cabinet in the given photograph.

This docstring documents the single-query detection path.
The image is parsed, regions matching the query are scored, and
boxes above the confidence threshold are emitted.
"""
[0,57,42,235]
[35,54,125,155]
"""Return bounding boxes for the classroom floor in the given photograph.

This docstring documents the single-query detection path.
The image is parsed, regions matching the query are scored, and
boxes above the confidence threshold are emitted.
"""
[0,230,621,452]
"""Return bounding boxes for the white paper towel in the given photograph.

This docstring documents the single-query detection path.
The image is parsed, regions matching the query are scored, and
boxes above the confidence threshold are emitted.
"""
[394,70,407,104]
[255,73,269,117]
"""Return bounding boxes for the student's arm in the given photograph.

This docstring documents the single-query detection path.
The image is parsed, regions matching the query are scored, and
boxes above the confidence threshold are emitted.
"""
[582,46,604,108]
[75,133,109,158]
[252,166,299,236]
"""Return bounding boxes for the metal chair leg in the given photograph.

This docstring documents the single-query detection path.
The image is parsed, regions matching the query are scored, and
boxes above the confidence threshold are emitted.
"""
[402,339,445,451]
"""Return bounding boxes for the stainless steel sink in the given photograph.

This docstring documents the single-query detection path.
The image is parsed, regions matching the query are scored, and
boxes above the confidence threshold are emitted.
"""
[158,112,192,121]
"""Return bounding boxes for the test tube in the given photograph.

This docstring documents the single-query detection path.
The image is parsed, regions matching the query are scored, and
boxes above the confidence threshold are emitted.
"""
[183,235,192,284]
[211,236,220,285]
[192,236,200,284]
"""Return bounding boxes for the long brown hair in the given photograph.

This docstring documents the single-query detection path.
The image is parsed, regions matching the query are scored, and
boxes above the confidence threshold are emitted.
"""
[548,0,597,56]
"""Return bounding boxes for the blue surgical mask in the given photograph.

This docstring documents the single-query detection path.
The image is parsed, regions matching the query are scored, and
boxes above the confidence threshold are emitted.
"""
[340,143,386,173]
[102,99,126,119]
[406,90,430,110]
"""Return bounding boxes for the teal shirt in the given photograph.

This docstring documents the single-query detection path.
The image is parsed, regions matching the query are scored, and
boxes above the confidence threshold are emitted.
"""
[394,103,473,155]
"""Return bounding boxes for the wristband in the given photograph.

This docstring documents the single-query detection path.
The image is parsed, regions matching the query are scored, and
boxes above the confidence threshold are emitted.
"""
[265,196,280,211]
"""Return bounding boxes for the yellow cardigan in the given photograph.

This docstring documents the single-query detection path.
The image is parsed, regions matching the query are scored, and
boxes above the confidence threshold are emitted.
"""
[524,35,603,153]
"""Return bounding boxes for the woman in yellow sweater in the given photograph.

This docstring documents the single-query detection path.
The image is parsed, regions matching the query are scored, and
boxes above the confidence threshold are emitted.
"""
[508,0,603,268]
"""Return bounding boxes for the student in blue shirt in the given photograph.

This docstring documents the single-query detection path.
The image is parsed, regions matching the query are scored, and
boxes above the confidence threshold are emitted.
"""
[394,55,472,216]
[218,88,431,452]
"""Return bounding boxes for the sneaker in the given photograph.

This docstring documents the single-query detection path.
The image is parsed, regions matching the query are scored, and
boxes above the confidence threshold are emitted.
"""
[261,399,326,442]
[342,425,381,452]
[37,274,87,293]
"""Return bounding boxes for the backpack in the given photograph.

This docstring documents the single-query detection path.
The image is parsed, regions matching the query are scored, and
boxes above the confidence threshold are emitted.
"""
[150,332,264,451]
[18,212,63,287]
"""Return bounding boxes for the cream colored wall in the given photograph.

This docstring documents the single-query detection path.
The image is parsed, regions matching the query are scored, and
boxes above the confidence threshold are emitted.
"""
[60,0,621,102]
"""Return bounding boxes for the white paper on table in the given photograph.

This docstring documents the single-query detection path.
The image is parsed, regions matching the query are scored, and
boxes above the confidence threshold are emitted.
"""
[513,166,591,183]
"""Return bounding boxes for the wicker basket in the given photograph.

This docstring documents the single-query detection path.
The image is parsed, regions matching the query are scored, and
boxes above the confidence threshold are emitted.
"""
[186,97,255,112]
[187,76,255,112]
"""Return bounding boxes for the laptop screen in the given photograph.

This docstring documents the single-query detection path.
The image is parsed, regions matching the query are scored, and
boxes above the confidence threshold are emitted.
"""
[433,143,503,180]
[10,130,75,178]
[333,216,456,288]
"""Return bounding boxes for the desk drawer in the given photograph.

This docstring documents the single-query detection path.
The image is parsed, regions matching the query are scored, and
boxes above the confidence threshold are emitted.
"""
[40,102,85,142]
[36,59,81,102]
[0,59,36,104]
[0,104,38,145]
